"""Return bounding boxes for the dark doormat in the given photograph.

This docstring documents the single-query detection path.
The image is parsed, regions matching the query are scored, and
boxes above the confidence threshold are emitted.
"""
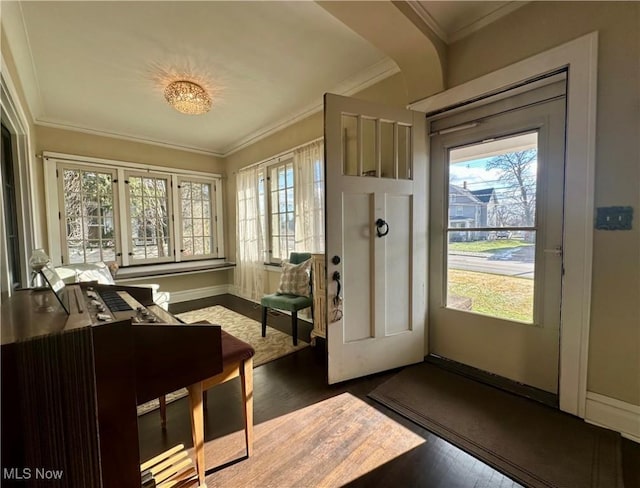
[369,362,624,488]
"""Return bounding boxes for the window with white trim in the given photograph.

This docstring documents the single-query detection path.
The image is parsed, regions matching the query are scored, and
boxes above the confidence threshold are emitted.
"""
[252,149,325,265]
[46,154,224,267]
[125,172,173,263]
[178,177,218,260]
[265,159,294,263]
[59,164,119,264]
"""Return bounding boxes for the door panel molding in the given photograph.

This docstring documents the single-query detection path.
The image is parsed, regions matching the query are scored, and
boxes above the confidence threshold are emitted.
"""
[412,32,598,417]
[342,191,374,343]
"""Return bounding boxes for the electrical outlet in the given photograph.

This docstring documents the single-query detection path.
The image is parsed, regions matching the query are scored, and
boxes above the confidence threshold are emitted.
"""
[595,206,633,230]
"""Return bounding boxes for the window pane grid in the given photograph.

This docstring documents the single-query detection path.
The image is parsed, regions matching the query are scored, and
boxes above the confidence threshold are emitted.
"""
[268,162,294,261]
[63,168,115,264]
[180,181,214,258]
[129,175,170,261]
[57,161,221,266]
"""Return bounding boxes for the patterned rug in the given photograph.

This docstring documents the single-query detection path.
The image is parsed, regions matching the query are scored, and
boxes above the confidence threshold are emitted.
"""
[137,305,308,416]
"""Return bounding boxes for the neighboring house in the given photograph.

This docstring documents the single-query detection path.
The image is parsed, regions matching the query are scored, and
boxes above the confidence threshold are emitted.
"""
[448,184,498,241]
[470,188,498,228]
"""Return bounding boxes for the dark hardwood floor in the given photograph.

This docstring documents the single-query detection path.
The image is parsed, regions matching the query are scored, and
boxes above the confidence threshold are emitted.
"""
[135,295,640,488]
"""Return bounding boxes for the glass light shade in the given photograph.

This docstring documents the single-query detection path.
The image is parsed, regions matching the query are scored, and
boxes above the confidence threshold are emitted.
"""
[29,248,50,271]
[164,80,212,115]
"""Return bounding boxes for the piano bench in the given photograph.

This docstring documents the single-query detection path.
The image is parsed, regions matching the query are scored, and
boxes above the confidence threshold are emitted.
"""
[159,329,255,485]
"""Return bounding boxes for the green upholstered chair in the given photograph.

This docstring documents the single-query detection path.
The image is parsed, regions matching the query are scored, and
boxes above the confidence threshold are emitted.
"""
[261,252,312,346]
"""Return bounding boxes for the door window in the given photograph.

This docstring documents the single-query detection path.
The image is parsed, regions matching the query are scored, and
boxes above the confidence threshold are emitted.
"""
[446,133,538,323]
[340,114,412,179]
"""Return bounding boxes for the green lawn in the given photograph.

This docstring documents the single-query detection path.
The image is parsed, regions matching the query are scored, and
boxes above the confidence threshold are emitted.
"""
[448,269,533,323]
[449,239,533,253]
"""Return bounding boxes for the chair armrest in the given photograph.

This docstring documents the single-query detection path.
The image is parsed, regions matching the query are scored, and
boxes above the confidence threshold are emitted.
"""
[131,283,160,291]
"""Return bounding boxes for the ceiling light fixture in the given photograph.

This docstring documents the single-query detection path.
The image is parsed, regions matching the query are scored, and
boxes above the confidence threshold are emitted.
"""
[164,80,212,115]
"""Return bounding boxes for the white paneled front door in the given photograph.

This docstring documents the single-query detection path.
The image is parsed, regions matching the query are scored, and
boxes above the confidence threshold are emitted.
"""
[324,94,427,384]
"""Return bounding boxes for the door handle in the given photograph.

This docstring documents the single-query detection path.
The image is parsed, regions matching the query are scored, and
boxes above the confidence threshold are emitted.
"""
[375,218,390,238]
[332,271,342,306]
[543,246,563,257]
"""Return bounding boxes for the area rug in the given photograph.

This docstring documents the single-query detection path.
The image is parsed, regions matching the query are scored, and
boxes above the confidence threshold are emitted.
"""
[369,362,624,488]
[137,305,308,416]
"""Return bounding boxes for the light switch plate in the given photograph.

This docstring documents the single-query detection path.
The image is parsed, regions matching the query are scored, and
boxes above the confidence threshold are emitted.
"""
[595,206,633,230]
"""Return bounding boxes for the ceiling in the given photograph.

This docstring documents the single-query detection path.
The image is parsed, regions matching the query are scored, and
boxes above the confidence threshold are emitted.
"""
[2,1,525,158]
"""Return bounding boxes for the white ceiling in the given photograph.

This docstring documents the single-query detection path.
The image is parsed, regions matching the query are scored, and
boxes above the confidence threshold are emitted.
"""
[3,1,525,158]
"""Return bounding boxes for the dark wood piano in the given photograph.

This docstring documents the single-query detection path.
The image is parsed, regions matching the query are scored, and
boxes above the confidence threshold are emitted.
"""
[1,283,222,488]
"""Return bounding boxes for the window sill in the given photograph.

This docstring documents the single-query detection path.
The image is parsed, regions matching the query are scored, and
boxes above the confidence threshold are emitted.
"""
[116,259,235,282]
[264,263,283,272]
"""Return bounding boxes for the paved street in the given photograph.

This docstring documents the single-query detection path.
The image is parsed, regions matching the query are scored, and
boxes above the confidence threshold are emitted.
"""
[449,253,535,279]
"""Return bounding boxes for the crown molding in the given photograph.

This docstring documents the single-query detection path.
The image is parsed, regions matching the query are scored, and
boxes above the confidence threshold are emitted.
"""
[35,119,225,158]
[404,1,449,44]
[403,1,529,45]
[449,1,529,44]
[222,57,399,157]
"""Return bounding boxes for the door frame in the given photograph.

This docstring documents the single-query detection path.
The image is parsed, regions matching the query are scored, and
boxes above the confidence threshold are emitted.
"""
[1,55,38,295]
[410,32,598,417]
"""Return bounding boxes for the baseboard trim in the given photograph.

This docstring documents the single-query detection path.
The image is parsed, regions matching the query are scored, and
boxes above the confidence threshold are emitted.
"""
[226,289,313,323]
[585,391,640,442]
[170,284,231,303]
[227,286,260,305]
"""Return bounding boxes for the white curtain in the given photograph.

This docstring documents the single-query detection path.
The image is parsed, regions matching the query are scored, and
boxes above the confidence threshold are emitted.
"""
[293,140,325,253]
[234,166,265,301]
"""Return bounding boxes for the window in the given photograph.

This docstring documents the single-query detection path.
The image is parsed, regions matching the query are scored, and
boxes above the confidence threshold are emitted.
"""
[60,165,118,264]
[266,160,294,262]
[47,154,223,267]
[241,140,324,267]
[178,178,217,259]
[126,172,172,263]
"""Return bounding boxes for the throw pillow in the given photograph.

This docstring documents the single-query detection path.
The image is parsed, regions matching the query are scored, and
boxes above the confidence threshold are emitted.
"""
[277,259,311,297]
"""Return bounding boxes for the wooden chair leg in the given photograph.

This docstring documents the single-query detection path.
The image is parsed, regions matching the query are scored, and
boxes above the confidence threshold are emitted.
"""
[261,306,267,337]
[292,310,298,346]
[159,395,167,430]
[188,382,205,486]
[240,357,254,457]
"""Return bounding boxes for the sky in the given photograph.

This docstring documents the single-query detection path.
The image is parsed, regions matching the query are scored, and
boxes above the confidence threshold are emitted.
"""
[449,155,538,195]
